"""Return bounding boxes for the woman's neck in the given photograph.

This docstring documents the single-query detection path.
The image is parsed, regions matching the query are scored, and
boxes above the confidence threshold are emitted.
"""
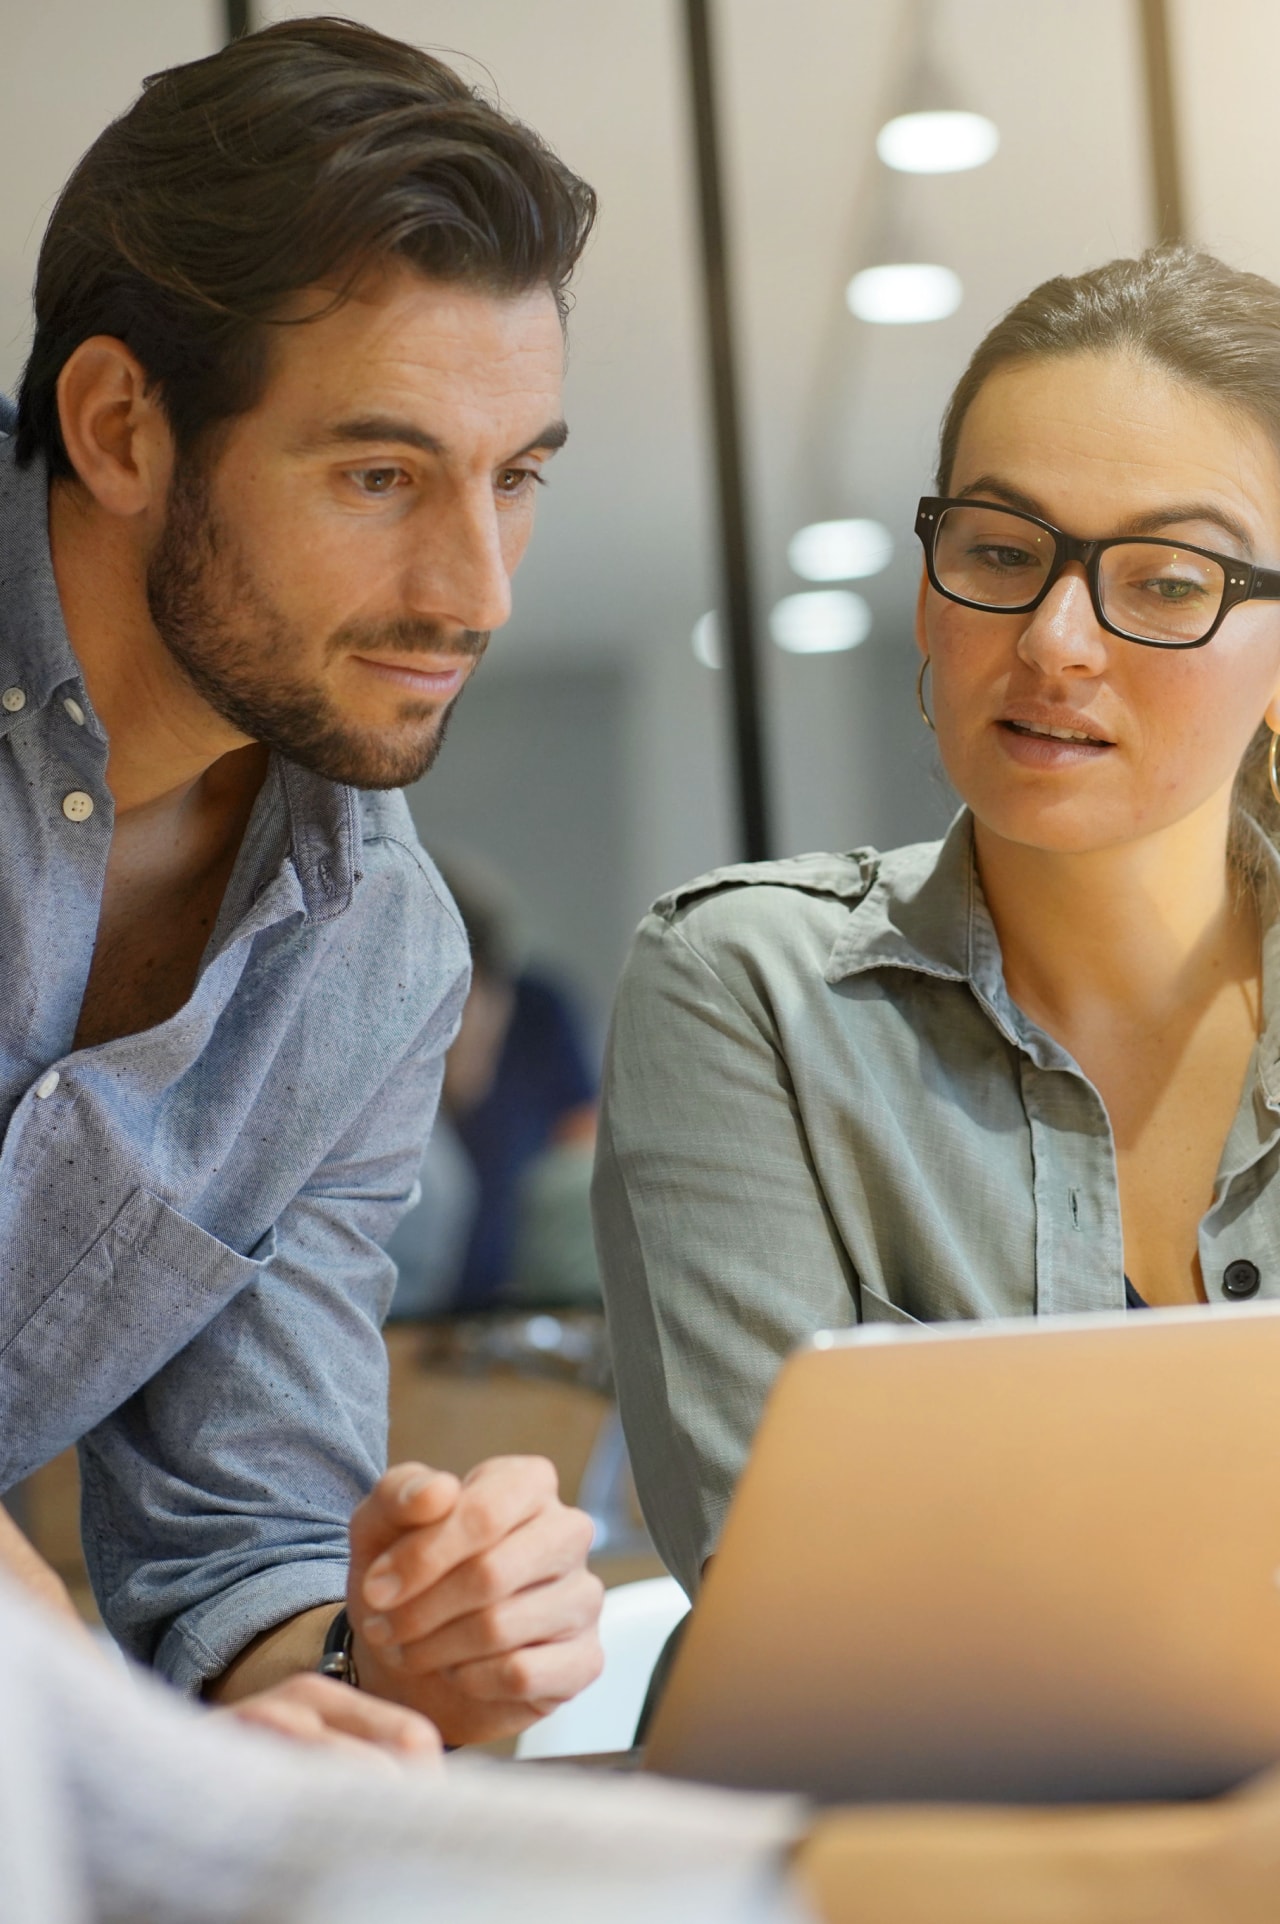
[972,798,1260,1039]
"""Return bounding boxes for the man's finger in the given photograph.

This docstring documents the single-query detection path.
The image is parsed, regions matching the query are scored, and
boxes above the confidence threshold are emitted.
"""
[348,1461,461,1577]
[227,1694,400,1767]
[360,1457,562,1612]
[440,1628,605,1708]
[222,1673,443,1760]
[361,1514,599,1655]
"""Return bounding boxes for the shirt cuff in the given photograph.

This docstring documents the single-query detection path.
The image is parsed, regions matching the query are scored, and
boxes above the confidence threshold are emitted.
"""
[153,1559,349,1694]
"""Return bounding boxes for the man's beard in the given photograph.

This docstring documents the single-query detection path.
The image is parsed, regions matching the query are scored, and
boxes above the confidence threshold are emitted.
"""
[145,458,487,789]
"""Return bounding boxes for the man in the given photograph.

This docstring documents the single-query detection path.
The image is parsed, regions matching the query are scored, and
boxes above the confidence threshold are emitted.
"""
[0,16,602,1747]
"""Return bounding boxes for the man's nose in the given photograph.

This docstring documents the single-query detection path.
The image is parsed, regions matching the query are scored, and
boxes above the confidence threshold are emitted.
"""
[405,491,513,636]
[1015,563,1109,677]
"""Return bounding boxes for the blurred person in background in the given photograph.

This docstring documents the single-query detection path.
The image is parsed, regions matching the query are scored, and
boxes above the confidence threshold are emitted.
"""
[389,856,602,1318]
[0,16,605,1754]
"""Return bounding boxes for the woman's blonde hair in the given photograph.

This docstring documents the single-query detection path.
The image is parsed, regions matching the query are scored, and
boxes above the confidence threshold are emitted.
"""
[936,245,1280,855]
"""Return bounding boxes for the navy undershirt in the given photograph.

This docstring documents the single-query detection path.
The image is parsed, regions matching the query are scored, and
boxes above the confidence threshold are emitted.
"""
[1124,1275,1149,1310]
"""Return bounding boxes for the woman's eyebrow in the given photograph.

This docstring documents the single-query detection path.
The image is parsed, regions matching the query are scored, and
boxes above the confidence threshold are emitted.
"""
[954,476,1046,516]
[1118,502,1254,552]
[956,475,1255,555]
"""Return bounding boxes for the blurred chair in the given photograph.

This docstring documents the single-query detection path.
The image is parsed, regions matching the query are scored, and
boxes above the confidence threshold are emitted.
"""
[514,1574,689,1760]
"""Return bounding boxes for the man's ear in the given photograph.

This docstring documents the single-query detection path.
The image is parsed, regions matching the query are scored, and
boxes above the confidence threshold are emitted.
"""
[913,564,930,657]
[54,336,173,518]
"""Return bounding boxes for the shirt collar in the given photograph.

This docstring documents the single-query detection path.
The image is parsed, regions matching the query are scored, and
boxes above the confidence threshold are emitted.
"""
[1238,813,1280,1113]
[0,436,96,738]
[827,802,1280,1096]
[823,808,972,989]
[0,432,359,923]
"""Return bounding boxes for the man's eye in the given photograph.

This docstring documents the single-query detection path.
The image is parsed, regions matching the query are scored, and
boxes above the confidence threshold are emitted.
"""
[352,467,405,494]
[496,467,545,496]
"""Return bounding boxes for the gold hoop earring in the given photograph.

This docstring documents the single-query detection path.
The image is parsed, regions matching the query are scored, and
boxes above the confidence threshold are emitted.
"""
[916,655,935,732]
[1270,728,1280,807]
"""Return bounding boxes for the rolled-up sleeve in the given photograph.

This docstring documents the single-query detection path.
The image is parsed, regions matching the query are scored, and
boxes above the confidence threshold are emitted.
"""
[593,902,858,1599]
[77,978,465,1690]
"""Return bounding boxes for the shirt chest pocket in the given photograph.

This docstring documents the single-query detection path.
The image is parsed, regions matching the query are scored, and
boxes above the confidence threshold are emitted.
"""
[0,1187,276,1487]
[857,1284,924,1327]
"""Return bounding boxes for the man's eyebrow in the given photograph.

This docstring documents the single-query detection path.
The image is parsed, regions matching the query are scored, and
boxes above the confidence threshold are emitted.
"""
[296,416,570,460]
[956,474,1255,555]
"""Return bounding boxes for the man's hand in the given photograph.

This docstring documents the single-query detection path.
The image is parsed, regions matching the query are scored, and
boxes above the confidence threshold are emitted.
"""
[218,1671,443,1768]
[347,1456,604,1746]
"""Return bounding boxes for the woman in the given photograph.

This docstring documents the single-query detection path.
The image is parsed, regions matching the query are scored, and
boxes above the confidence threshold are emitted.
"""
[593,245,1280,1598]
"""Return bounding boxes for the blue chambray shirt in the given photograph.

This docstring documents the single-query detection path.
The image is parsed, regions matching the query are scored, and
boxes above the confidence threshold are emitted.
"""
[0,435,469,1688]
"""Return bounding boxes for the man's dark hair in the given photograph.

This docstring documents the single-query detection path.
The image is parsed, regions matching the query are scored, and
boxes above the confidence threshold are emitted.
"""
[17,15,596,477]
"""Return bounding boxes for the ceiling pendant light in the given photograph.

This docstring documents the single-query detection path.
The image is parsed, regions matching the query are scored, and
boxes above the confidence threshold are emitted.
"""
[846,262,961,325]
[877,109,998,175]
[875,0,998,176]
[788,519,893,582]
[770,591,871,655]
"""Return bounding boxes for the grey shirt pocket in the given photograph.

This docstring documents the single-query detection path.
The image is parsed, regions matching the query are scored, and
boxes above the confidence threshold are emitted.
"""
[856,1284,924,1327]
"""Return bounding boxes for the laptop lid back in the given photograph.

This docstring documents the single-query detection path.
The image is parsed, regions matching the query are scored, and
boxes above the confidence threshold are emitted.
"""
[645,1306,1280,1803]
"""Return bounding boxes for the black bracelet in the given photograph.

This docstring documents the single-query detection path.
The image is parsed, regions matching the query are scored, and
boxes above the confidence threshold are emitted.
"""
[317,1606,359,1688]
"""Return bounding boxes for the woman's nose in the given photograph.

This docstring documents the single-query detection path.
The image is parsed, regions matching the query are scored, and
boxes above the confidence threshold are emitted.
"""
[1015,564,1110,677]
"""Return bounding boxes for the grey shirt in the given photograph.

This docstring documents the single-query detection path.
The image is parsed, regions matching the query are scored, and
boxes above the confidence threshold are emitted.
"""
[594,810,1280,1597]
[0,437,469,1685]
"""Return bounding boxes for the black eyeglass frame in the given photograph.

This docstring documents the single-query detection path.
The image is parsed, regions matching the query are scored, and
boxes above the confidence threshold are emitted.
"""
[915,495,1280,649]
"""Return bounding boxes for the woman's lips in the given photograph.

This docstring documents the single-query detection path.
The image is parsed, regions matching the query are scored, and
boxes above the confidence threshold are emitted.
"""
[995,717,1114,767]
[351,654,470,698]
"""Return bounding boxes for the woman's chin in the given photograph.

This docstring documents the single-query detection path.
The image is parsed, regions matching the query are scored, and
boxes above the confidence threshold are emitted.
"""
[963,790,1152,860]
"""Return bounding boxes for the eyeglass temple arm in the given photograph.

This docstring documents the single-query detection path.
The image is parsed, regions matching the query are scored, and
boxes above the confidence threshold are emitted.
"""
[1251,566,1280,602]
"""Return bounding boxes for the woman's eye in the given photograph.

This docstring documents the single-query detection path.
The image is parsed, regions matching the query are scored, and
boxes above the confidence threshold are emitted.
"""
[973,543,1035,570]
[1146,577,1202,600]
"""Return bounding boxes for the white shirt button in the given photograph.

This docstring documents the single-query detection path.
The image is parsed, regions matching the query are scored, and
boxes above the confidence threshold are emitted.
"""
[34,1071,60,1100]
[62,791,94,823]
[63,697,86,726]
[2,686,26,713]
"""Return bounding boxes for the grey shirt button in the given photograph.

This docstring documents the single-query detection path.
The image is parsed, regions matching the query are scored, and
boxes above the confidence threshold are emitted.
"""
[34,1070,60,1100]
[63,697,86,726]
[62,791,95,823]
[2,686,26,713]
[1223,1259,1261,1299]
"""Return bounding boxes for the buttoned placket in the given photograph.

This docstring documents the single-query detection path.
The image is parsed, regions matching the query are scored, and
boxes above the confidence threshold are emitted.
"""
[1193,995,1280,1305]
[0,674,111,1130]
[971,831,1280,1316]
[962,845,1129,1318]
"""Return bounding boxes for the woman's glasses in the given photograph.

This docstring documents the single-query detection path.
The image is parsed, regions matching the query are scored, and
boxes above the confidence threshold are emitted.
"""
[916,496,1280,648]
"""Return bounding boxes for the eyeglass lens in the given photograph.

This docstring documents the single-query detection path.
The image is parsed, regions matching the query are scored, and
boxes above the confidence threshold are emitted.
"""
[932,504,1226,644]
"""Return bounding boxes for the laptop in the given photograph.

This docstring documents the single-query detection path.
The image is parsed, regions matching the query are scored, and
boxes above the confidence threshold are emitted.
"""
[644,1302,1280,1804]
